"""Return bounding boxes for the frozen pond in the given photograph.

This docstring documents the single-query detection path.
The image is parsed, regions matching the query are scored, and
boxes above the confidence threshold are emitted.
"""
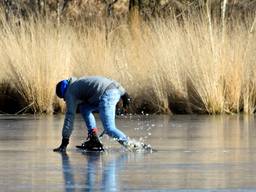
[0,114,256,191]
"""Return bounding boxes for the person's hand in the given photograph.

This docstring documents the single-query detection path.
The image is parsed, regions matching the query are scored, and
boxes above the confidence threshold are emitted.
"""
[53,138,69,152]
[121,92,131,110]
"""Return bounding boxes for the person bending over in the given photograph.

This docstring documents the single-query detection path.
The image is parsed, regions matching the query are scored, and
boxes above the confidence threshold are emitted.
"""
[53,76,132,152]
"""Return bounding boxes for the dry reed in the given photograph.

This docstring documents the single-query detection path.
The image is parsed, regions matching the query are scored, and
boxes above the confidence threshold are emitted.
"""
[0,15,72,113]
[0,9,255,114]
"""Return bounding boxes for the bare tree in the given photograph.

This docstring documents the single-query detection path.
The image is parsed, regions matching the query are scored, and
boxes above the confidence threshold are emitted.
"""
[103,0,119,40]
[3,0,13,20]
[129,0,142,11]
[103,0,118,17]
[57,0,70,24]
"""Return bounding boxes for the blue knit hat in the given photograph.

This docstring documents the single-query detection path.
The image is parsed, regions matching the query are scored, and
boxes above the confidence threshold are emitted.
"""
[56,80,69,98]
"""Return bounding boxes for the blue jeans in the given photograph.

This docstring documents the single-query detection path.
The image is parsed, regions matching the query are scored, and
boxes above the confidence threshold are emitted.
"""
[80,89,128,143]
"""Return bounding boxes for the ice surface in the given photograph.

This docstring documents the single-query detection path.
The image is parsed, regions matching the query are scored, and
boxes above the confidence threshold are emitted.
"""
[0,114,256,191]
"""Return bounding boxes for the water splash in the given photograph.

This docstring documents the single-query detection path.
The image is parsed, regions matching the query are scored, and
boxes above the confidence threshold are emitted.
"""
[122,139,153,153]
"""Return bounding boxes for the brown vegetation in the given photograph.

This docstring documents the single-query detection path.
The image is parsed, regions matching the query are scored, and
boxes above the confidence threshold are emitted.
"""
[0,1,255,114]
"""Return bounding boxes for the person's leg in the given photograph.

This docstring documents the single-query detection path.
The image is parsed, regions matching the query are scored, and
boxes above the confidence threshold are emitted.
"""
[79,104,103,150]
[79,104,97,133]
[99,89,128,143]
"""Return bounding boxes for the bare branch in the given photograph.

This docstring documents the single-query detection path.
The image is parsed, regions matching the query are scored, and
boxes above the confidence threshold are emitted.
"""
[103,0,119,17]
[61,0,70,13]
[250,14,256,33]
[129,0,142,11]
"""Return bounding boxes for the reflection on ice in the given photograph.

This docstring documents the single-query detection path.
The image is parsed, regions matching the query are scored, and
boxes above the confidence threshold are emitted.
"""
[60,152,128,192]
[0,115,256,191]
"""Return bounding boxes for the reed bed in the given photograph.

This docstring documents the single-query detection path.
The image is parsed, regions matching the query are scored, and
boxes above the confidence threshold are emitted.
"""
[0,15,72,113]
[0,11,255,114]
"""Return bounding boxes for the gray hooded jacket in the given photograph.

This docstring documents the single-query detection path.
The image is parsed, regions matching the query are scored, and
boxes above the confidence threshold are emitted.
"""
[62,76,125,139]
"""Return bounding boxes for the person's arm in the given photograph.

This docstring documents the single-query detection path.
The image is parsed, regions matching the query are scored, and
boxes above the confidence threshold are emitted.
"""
[53,95,78,152]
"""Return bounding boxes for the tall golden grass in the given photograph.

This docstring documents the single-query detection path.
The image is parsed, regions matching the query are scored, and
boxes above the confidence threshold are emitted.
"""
[0,14,72,113]
[0,9,255,114]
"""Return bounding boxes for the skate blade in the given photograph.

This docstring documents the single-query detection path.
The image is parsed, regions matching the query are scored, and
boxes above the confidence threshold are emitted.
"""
[76,145,105,152]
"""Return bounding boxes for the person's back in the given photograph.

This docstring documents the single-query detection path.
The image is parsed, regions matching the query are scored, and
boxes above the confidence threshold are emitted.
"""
[66,76,124,105]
